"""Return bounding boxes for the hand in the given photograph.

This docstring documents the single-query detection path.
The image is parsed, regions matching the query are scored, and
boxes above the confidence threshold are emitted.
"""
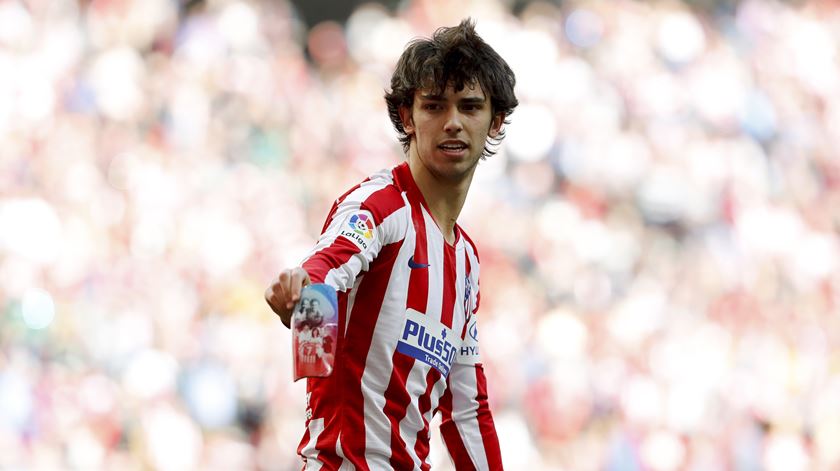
[265,267,311,328]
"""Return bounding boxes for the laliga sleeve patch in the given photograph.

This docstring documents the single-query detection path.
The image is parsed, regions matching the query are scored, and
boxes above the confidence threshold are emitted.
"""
[338,210,376,251]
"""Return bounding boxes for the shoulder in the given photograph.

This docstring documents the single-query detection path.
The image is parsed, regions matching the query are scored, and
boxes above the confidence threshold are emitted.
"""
[335,167,406,223]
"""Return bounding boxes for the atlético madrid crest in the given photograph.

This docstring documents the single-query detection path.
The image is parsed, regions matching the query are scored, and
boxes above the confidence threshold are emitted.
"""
[463,275,472,319]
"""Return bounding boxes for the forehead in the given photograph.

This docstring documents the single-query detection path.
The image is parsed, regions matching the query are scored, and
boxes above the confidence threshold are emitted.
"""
[415,82,487,101]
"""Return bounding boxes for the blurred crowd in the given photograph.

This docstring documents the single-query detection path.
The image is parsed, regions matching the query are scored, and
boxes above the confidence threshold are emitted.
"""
[1,0,839,469]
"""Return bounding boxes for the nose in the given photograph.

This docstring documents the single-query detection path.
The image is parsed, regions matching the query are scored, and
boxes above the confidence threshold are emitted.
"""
[443,107,463,134]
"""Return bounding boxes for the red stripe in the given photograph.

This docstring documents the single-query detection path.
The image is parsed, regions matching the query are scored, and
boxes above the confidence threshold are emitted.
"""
[440,243,456,328]
[475,364,503,469]
[437,384,476,471]
[337,241,403,468]
[392,162,422,206]
[406,203,429,313]
[392,161,430,315]
[361,186,404,224]
[303,237,361,284]
[413,368,441,469]
[314,435,343,470]
[384,353,416,469]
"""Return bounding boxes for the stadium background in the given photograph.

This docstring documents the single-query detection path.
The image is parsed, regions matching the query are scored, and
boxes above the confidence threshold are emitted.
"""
[1,0,839,469]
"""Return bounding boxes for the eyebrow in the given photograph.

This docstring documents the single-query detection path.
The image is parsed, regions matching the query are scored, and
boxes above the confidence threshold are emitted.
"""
[419,94,487,104]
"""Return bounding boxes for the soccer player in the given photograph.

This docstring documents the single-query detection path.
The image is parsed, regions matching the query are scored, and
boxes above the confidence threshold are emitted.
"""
[265,18,517,470]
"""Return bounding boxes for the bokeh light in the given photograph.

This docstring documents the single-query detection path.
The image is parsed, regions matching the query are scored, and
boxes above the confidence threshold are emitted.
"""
[20,288,55,330]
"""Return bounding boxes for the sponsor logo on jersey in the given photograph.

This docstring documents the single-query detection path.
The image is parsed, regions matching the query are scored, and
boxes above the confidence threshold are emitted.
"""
[340,212,375,250]
[463,275,472,318]
[456,319,480,365]
[408,256,430,269]
[397,309,458,376]
[460,345,479,358]
[468,320,478,341]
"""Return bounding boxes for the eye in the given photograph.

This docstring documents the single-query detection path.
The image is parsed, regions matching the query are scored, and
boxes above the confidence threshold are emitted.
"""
[422,103,441,111]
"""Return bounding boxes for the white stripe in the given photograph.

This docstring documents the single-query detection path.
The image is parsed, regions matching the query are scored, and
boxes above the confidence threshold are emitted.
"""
[343,275,362,336]
[449,363,490,470]
[336,435,356,470]
[420,375,447,468]
[399,364,449,469]
[323,255,367,292]
[301,418,325,470]
[463,237,481,280]
[396,363,429,469]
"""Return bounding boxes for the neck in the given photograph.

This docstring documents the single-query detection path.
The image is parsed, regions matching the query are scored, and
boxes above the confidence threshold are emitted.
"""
[407,150,475,245]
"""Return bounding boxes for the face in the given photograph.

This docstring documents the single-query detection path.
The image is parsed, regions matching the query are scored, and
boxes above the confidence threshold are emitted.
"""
[400,82,504,182]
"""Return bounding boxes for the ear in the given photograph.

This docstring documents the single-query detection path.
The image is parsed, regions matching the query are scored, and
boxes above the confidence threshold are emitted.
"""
[399,105,415,135]
[488,112,505,138]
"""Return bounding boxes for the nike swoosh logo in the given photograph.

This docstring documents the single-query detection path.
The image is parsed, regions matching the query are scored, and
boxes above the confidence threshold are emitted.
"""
[408,256,430,269]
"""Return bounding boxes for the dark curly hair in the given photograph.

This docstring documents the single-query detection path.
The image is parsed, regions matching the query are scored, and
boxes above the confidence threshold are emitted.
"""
[384,18,518,159]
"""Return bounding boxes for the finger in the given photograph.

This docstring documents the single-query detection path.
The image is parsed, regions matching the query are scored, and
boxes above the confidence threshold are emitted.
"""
[289,268,309,306]
[265,271,289,310]
[291,267,310,288]
[264,285,281,312]
[266,277,289,313]
[279,270,297,309]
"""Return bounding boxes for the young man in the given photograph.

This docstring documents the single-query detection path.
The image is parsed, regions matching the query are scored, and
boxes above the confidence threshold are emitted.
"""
[265,18,517,470]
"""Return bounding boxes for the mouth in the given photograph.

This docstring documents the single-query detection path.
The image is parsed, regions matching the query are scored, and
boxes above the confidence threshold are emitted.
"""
[437,141,469,156]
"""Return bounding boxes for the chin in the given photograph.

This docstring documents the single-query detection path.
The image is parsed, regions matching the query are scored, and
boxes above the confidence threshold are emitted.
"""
[438,160,478,179]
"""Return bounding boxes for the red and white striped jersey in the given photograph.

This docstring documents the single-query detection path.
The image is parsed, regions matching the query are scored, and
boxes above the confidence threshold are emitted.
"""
[297,162,502,470]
